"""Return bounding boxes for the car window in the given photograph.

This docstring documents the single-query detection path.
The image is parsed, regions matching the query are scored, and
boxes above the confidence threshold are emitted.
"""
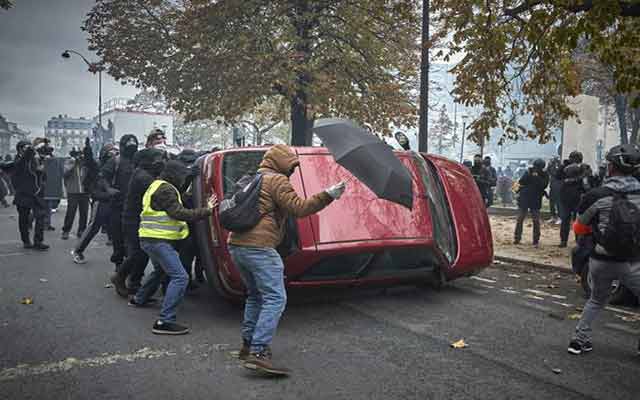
[221,151,266,196]
[413,154,457,264]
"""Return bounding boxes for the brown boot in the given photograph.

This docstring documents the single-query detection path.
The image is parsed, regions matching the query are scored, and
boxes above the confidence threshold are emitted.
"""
[243,349,290,376]
[230,340,251,361]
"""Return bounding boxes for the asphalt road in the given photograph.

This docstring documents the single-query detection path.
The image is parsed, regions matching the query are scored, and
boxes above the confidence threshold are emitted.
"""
[1,205,639,400]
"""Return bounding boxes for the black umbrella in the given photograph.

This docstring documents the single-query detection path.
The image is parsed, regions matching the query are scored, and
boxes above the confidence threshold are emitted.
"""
[312,118,413,209]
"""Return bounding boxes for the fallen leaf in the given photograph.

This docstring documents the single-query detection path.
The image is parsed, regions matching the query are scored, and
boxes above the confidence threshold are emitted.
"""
[104,283,114,288]
[39,278,48,283]
[20,297,33,305]
[450,339,467,349]
[551,368,562,374]
[567,313,582,320]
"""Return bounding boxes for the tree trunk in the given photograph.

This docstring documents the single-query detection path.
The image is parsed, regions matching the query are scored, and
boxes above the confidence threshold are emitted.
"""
[630,100,640,144]
[615,94,628,144]
[290,94,312,146]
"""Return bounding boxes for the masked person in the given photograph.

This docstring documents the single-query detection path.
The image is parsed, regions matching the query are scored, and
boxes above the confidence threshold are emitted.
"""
[70,143,118,264]
[483,156,498,207]
[146,128,167,150]
[110,148,166,296]
[12,139,49,250]
[470,155,491,206]
[61,145,90,240]
[101,134,139,269]
[568,144,640,355]
[41,142,63,231]
[130,160,216,335]
[228,145,346,375]
[557,151,586,248]
[514,159,549,247]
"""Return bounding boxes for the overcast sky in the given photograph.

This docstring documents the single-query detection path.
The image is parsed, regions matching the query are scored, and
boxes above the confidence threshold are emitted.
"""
[0,0,137,136]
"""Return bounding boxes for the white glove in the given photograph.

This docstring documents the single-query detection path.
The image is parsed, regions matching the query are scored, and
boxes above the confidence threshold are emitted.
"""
[325,181,346,200]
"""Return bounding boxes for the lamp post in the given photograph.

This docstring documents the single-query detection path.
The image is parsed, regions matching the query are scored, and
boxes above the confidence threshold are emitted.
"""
[61,50,105,143]
[459,115,468,163]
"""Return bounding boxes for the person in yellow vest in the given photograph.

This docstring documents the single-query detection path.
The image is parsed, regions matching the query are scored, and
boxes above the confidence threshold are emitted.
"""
[130,160,217,335]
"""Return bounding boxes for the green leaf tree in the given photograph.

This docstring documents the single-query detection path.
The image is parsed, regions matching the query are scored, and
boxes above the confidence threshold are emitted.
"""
[84,0,421,146]
[430,0,640,145]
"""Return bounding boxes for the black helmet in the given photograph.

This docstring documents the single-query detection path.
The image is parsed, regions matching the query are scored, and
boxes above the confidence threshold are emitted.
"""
[569,151,583,164]
[533,158,545,169]
[605,144,640,174]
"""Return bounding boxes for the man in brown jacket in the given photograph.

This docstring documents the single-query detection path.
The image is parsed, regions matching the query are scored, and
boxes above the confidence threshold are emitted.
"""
[229,144,346,375]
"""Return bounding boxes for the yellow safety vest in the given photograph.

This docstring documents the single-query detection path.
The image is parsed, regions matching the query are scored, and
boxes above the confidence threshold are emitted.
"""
[139,180,189,240]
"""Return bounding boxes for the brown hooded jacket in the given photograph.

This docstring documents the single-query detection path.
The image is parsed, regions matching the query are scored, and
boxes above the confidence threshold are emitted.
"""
[228,145,333,249]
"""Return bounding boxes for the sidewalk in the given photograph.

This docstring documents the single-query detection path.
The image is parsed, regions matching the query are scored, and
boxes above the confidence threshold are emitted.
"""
[490,214,573,273]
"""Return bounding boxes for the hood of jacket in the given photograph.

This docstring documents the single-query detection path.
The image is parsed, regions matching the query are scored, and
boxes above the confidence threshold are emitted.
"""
[159,160,188,190]
[258,145,299,176]
[603,175,640,193]
[134,148,166,172]
[119,134,138,160]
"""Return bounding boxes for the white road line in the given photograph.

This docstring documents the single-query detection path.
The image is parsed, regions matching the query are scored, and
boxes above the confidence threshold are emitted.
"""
[524,289,553,297]
[0,252,27,257]
[551,301,573,308]
[500,289,519,294]
[605,306,640,318]
[519,301,553,313]
[477,284,495,290]
[0,347,175,382]
[470,276,497,284]
[549,294,567,300]
[523,294,545,301]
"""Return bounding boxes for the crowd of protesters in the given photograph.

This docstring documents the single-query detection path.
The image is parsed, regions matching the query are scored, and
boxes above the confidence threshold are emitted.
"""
[3,134,640,370]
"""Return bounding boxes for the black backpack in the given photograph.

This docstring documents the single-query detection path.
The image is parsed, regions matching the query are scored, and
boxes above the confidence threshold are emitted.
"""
[598,191,640,258]
[219,173,264,233]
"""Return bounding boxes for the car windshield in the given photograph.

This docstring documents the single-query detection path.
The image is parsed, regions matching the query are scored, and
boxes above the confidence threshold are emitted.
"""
[221,151,266,196]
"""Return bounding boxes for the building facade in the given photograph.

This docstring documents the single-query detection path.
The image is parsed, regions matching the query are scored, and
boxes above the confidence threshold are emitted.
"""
[44,115,93,156]
[99,103,174,146]
[0,114,29,157]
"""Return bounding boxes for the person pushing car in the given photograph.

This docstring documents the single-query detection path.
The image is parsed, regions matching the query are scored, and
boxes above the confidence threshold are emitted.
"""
[228,144,346,376]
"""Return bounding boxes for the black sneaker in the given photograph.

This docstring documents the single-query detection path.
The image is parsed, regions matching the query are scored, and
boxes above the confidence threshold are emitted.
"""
[128,297,158,308]
[46,226,55,231]
[23,242,34,249]
[568,340,593,355]
[76,230,84,238]
[32,242,50,251]
[70,250,86,264]
[61,231,70,240]
[152,320,190,335]
[559,242,568,248]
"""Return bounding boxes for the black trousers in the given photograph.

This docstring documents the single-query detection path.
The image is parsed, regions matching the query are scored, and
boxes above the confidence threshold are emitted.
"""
[17,203,45,245]
[514,208,541,244]
[117,220,148,289]
[109,207,126,266]
[62,193,89,235]
[75,201,110,254]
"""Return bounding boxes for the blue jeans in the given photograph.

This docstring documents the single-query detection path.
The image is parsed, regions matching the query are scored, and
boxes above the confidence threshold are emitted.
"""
[229,245,287,353]
[136,240,188,323]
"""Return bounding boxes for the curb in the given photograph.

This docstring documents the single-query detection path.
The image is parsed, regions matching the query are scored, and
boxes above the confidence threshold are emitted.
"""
[494,255,573,275]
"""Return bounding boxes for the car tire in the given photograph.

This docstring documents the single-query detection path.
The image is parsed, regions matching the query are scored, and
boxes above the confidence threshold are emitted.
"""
[581,263,636,305]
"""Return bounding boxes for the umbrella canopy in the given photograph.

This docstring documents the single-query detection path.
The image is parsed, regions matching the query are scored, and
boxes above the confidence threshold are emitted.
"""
[312,118,413,209]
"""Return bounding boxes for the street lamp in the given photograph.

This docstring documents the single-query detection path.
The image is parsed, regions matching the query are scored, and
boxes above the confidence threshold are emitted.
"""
[459,115,468,163]
[61,50,105,142]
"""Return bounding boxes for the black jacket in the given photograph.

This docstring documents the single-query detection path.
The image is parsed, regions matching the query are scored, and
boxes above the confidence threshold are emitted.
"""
[101,134,138,209]
[123,148,166,224]
[556,162,586,209]
[11,148,46,208]
[517,168,549,210]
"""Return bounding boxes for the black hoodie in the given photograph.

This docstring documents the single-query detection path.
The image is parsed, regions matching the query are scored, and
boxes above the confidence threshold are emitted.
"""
[123,148,166,223]
[101,134,138,209]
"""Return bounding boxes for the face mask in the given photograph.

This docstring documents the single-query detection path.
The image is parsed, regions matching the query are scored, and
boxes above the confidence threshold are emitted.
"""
[153,143,168,152]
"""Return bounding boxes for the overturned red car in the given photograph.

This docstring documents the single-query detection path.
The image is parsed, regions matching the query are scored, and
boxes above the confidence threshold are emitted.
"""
[192,147,492,299]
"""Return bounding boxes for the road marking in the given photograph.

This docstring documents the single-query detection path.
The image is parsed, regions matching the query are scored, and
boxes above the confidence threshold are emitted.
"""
[549,294,567,300]
[470,276,497,284]
[523,294,545,301]
[552,301,573,308]
[477,284,495,290]
[0,252,27,257]
[519,301,553,313]
[0,347,176,382]
[524,289,553,297]
[500,289,519,294]
[605,306,640,318]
